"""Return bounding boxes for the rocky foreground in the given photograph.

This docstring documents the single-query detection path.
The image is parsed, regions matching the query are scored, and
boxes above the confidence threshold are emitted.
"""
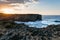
[0,21,60,40]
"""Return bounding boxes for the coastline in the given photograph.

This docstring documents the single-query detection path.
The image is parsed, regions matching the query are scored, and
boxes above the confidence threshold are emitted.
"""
[0,21,60,40]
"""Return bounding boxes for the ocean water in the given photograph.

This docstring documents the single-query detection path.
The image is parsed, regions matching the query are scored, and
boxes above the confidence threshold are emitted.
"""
[15,15,60,28]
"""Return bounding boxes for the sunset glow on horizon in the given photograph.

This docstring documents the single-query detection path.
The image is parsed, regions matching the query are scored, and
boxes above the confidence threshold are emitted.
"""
[0,8,16,14]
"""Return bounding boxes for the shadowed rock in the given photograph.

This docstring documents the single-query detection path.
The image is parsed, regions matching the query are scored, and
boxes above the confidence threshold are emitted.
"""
[0,13,42,22]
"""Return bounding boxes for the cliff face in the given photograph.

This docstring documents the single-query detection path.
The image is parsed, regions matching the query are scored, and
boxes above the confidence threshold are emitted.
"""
[0,13,42,21]
[0,21,60,40]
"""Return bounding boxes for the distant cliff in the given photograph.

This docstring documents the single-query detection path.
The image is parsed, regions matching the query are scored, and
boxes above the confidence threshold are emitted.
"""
[0,13,42,21]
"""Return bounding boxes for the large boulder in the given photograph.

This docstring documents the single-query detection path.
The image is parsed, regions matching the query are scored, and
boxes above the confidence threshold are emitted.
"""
[0,13,42,22]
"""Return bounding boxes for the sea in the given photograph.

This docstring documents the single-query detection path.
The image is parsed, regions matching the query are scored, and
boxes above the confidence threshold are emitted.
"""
[15,15,60,28]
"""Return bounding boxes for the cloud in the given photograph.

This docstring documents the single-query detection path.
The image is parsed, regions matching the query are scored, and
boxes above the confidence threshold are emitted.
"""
[10,3,26,10]
[0,0,8,2]
[0,0,39,14]
[7,0,38,3]
[0,0,39,7]
[0,0,39,4]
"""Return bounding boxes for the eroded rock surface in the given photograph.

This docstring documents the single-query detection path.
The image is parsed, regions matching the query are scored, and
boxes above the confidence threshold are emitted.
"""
[0,21,60,40]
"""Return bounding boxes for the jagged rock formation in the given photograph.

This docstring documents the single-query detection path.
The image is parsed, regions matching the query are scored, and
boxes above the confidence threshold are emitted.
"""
[0,13,42,21]
[0,21,60,40]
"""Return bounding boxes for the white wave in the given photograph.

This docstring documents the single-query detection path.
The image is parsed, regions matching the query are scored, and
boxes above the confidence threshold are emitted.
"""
[15,20,60,28]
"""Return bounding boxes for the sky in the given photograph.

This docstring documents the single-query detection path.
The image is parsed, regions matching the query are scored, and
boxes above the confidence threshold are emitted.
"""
[0,0,60,15]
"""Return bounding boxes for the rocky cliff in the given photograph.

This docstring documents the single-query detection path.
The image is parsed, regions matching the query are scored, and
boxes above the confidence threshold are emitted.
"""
[0,21,60,40]
[0,13,42,21]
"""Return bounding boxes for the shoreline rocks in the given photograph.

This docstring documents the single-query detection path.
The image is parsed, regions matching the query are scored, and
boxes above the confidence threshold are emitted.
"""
[0,21,60,40]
